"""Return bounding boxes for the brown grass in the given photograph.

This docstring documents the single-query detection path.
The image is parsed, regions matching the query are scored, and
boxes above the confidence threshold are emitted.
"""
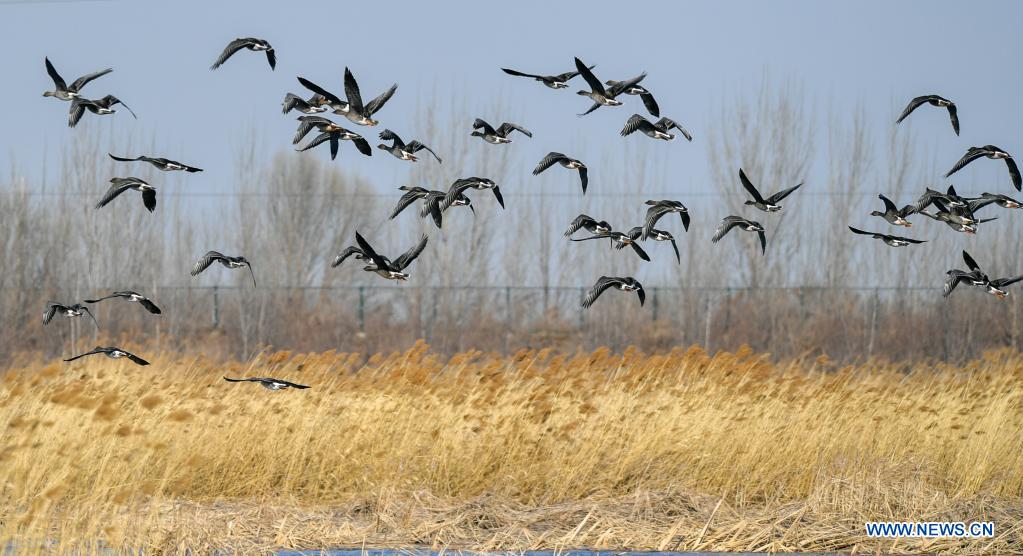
[0,342,1021,554]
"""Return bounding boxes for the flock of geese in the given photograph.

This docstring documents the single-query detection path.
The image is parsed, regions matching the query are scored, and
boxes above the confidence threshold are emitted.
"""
[36,37,1023,389]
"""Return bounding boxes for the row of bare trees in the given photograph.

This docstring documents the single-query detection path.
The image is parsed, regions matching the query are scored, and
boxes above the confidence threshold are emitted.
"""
[3,79,1021,363]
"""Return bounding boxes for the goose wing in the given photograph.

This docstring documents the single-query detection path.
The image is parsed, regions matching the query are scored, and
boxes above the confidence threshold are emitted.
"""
[658,117,693,141]
[43,302,64,324]
[878,193,899,214]
[354,232,388,269]
[70,67,113,92]
[496,122,532,138]
[642,204,669,239]
[95,181,132,209]
[962,250,982,273]
[738,169,765,203]
[421,194,444,229]
[472,118,496,135]
[582,276,622,308]
[378,128,404,148]
[848,226,876,237]
[895,95,932,124]
[63,346,108,362]
[210,38,251,70]
[629,241,651,262]
[945,147,988,179]
[711,216,745,243]
[265,48,276,70]
[390,188,426,219]
[392,235,429,271]
[192,251,226,276]
[407,140,442,163]
[44,57,67,91]
[276,379,310,389]
[620,114,651,137]
[137,297,162,314]
[668,236,680,264]
[757,229,767,255]
[564,214,596,237]
[364,83,398,117]
[142,188,157,213]
[574,57,605,94]
[352,137,372,156]
[765,183,803,204]
[943,270,968,298]
[297,77,346,107]
[532,152,566,175]
[990,275,1023,289]
[123,350,150,366]
[640,91,660,117]
[500,68,543,80]
[578,167,588,194]
[490,185,505,209]
[331,246,363,268]
[607,73,646,97]
[1005,157,1021,191]
[946,103,960,136]
[68,98,88,127]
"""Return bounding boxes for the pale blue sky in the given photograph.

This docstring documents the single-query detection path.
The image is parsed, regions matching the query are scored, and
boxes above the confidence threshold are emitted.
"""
[2,0,1021,200]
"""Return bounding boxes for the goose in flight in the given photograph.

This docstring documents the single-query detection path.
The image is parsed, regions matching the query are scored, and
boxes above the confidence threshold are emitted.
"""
[642,200,690,238]
[944,250,1022,299]
[896,95,958,135]
[926,197,979,226]
[295,123,372,160]
[443,177,504,210]
[377,130,442,163]
[913,186,968,213]
[42,57,112,101]
[471,119,532,144]
[967,192,1023,212]
[354,232,428,281]
[191,251,256,287]
[96,177,156,213]
[69,95,136,128]
[848,226,925,247]
[108,153,203,173]
[621,114,692,142]
[628,226,680,264]
[500,65,592,89]
[390,186,472,229]
[223,376,310,390]
[339,67,397,126]
[712,216,766,255]
[739,168,802,212]
[605,78,660,116]
[282,92,328,114]
[574,57,646,116]
[43,302,98,327]
[919,210,997,234]
[571,229,651,262]
[564,214,612,237]
[210,37,275,70]
[582,276,645,309]
[85,290,161,314]
[64,346,149,366]
[945,145,1020,191]
[872,194,916,227]
[533,152,588,194]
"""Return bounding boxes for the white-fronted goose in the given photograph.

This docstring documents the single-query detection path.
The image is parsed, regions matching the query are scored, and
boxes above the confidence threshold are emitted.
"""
[443,177,504,210]
[642,200,690,238]
[501,65,592,89]
[210,37,275,70]
[628,226,680,264]
[85,291,161,314]
[564,214,612,237]
[282,92,327,114]
[191,251,256,287]
[223,376,309,390]
[341,67,397,126]
[42,57,112,101]
[377,129,441,163]
[712,216,766,255]
[896,95,959,135]
[109,153,202,173]
[353,232,428,281]
[945,145,1020,191]
[571,229,650,262]
[96,177,156,213]
[848,226,925,247]
[605,79,659,117]
[533,152,587,194]
[43,302,98,328]
[574,57,646,116]
[471,119,532,144]
[739,168,802,212]
[621,114,692,142]
[64,346,148,366]
[872,194,916,226]
[296,125,372,160]
[69,95,136,128]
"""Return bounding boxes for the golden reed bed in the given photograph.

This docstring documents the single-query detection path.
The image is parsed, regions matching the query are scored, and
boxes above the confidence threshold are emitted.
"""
[0,342,1021,554]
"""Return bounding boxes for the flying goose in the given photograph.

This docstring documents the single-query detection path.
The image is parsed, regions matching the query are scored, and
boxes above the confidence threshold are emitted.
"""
[96,177,156,213]
[500,65,592,89]
[85,291,161,314]
[574,57,646,116]
[621,114,692,142]
[191,251,256,286]
[223,376,309,390]
[354,232,428,281]
[628,226,680,264]
[533,152,588,193]
[848,226,925,247]
[739,169,802,212]
[43,302,98,327]
[642,200,690,238]
[571,229,651,262]
[564,214,612,237]
[582,276,645,309]
[69,95,136,128]
[896,95,959,135]
[712,216,766,255]
[605,79,659,117]
[919,210,997,234]
[926,198,979,226]
[377,130,442,163]
[945,146,1021,191]
[471,119,532,144]
[339,67,397,126]
[944,250,1022,299]
[331,245,371,268]
[42,57,112,101]
[108,153,202,173]
[282,92,328,114]
[64,346,149,366]
[296,76,350,114]
[443,177,504,210]
[296,125,372,160]
[390,186,473,229]
[967,192,1023,212]
[872,194,916,226]
[210,37,275,70]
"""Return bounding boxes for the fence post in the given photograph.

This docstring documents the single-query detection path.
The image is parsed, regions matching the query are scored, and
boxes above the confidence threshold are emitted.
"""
[651,287,659,321]
[358,286,365,332]
[211,286,220,329]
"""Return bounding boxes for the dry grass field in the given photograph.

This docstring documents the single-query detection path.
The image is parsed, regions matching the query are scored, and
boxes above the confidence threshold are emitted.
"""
[1,342,1021,554]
